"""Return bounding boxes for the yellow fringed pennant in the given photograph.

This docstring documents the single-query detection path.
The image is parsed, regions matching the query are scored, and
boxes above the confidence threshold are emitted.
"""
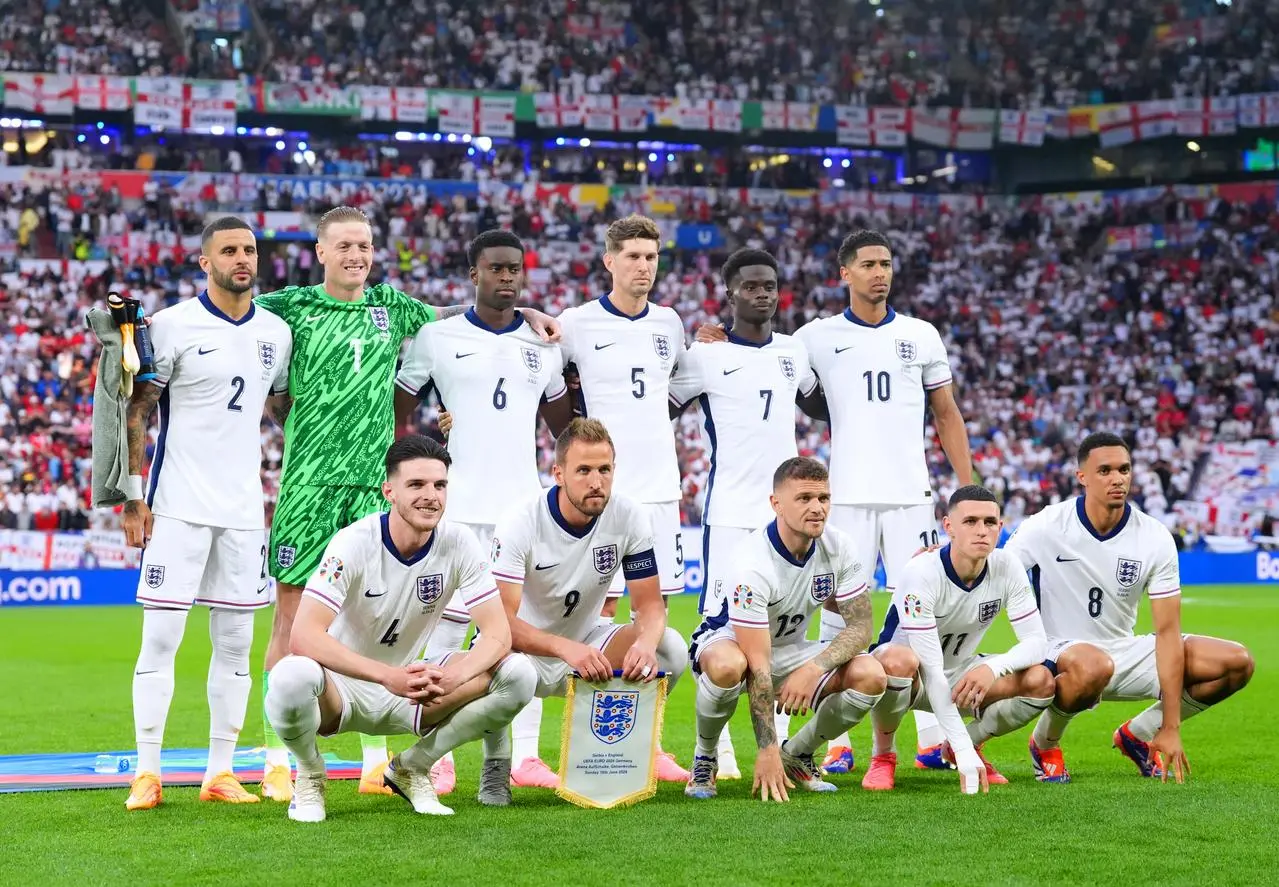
[556,674,668,810]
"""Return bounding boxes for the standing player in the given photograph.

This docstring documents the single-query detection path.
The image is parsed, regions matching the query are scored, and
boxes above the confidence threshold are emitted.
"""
[685,457,883,801]
[264,435,537,822]
[862,485,1054,792]
[794,229,973,774]
[393,230,573,792]
[255,207,558,799]
[121,217,292,810]
[1005,433,1254,784]
[508,214,691,786]
[483,418,688,800]
[668,248,826,779]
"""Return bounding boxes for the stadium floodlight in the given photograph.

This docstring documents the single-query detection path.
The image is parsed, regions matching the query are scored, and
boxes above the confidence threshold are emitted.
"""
[1187,141,1202,153]
[210,126,224,136]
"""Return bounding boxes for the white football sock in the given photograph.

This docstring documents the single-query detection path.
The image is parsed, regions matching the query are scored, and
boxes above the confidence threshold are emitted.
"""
[400,655,537,771]
[263,655,326,776]
[695,674,742,758]
[774,711,791,741]
[511,696,544,763]
[817,611,852,749]
[656,627,688,692]
[968,695,1053,746]
[787,688,883,757]
[132,608,189,776]
[717,725,735,756]
[871,675,914,755]
[205,608,254,779]
[914,710,946,749]
[1032,702,1077,750]
[1127,691,1209,742]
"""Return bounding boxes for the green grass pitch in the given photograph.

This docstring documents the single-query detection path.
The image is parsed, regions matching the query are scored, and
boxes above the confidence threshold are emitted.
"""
[1,586,1276,886]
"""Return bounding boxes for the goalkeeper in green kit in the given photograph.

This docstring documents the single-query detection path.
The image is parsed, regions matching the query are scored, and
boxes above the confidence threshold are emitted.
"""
[255,206,560,800]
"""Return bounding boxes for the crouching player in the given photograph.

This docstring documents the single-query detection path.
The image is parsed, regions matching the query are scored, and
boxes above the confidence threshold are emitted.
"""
[264,435,536,822]
[686,457,886,801]
[482,418,689,802]
[863,485,1054,792]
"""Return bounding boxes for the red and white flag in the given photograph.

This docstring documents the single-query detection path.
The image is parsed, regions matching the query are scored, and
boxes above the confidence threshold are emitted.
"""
[535,93,584,129]
[132,78,236,132]
[1174,96,1237,137]
[675,98,741,132]
[1097,101,1177,147]
[75,75,132,111]
[835,106,908,146]
[581,94,648,132]
[478,95,517,137]
[998,109,1048,146]
[359,86,428,123]
[760,101,817,131]
[2,73,75,115]
[1238,93,1279,128]
[912,108,996,149]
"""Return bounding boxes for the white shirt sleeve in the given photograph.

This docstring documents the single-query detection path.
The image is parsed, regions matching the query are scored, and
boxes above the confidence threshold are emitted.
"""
[792,338,819,397]
[834,536,869,604]
[922,325,953,391]
[667,343,705,408]
[147,309,180,388]
[895,559,980,767]
[271,329,293,396]
[542,344,568,401]
[1002,520,1040,570]
[490,506,531,586]
[453,525,501,609]
[1145,530,1181,600]
[557,308,578,364]
[727,566,772,631]
[620,498,657,558]
[981,565,1047,678]
[302,528,362,614]
[396,324,434,395]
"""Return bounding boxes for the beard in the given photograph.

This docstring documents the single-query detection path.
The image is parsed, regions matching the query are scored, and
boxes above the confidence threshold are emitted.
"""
[566,487,609,517]
[210,267,254,295]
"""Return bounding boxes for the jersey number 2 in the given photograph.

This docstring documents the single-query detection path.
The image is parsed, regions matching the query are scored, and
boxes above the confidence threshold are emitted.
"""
[227,376,245,412]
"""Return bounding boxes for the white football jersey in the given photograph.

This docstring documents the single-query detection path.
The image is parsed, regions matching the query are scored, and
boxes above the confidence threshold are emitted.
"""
[795,308,952,506]
[879,547,1041,670]
[146,293,291,530]
[491,487,657,644]
[302,513,499,666]
[558,296,688,503]
[1004,498,1180,642]
[727,521,868,648]
[396,309,566,525]
[668,333,819,529]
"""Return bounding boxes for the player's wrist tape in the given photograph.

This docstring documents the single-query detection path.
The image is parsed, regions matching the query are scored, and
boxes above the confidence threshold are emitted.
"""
[126,475,144,501]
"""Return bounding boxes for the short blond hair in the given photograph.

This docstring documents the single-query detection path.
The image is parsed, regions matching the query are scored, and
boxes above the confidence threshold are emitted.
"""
[554,417,614,464]
[316,205,371,240]
[605,214,661,254]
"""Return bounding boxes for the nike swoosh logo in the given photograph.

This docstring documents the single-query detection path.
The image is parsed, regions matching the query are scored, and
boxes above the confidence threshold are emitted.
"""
[594,343,615,351]
[535,563,559,571]
[835,346,854,354]
[1055,555,1080,563]
[455,352,476,359]
[234,671,250,677]
[134,670,159,676]
[198,347,218,355]
[674,570,685,579]
[304,315,323,323]
[722,368,742,376]
[364,588,387,597]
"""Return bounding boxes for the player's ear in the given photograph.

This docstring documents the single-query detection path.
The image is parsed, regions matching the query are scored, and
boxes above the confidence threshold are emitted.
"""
[602,251,614,274]
[381,480,393,503]
[469,266,478,286]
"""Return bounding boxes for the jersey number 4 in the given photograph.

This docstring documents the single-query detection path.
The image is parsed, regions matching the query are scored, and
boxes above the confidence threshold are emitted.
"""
[380,619,401,647]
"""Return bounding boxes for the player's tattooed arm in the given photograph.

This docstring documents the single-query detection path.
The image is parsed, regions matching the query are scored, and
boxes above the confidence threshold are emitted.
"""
[747,666,779,749]
[434,304,468,321]
[125,382,164,476]
[796,383,829,423]
[266,393,292,427]
[810,592,873,672]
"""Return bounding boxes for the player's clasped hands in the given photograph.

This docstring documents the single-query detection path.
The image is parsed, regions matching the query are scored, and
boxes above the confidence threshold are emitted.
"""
[381,661,446,702]
[565,642,614,683]
[775,663,822,716]
[951,663,997,713]
[751,746,794,802]
[1150,726,1191,784]
[620,641,659,682]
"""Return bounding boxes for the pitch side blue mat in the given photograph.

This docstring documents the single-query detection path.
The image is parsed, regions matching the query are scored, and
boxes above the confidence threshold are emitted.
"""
[0,747,363,793]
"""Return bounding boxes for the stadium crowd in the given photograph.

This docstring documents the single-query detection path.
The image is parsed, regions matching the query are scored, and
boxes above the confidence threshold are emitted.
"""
[2,149,1277,543]
[1,0,1275,106]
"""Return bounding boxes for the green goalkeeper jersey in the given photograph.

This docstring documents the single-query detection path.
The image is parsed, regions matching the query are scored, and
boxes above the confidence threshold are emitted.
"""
[255,283,436,488]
